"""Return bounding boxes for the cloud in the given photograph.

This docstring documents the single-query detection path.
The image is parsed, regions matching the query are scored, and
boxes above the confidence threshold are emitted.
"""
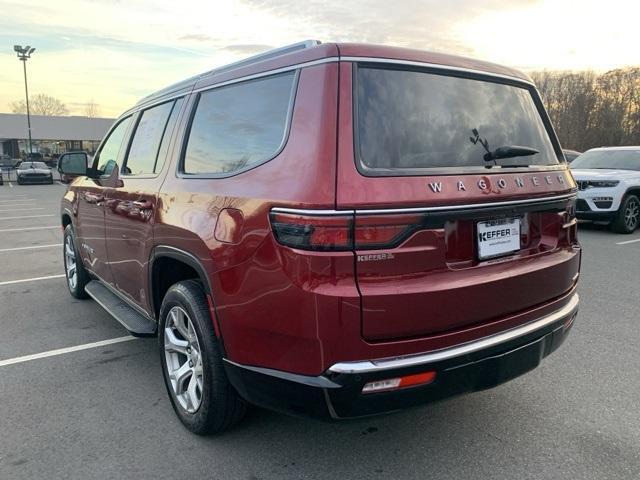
[220,44,274,54]
[239,0,539,54]
[178,33,216,42]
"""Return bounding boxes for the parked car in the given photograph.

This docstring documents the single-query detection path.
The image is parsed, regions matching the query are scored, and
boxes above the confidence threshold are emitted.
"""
[571,146,640,233]
[60,41,581,435]
[563,149,581,162]
[26,152,44,161]
[0,169,3,185]
[16,161,54,184]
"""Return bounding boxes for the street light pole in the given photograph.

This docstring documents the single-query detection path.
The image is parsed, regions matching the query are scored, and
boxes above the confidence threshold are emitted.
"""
[14,45,36,157]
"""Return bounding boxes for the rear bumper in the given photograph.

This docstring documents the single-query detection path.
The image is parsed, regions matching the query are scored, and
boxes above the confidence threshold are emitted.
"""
[224,293,579,419]
[576,211,615,221]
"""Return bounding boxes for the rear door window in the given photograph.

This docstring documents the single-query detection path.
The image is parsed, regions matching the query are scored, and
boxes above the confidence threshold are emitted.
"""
[355,65,559,174]
[183,71,296,175]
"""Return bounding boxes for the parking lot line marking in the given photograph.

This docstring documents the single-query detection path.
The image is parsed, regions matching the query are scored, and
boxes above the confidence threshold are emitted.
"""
[0,336,137,368]
[616,238,640,246]
[0,274,65,286]
[0,214,55,221]
[0,207,44,212]
[0,243,61,253]
[0,199,36,203]
[0,225,59,232]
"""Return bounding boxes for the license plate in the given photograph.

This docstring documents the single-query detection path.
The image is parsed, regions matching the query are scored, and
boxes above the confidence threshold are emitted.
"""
[477,217,521,260]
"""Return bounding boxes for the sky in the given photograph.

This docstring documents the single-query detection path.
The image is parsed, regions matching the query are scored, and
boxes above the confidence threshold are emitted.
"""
[1,0,638,118]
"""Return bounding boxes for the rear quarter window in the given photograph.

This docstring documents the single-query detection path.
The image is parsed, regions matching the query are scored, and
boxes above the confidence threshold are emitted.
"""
[183,71,297,176]
[355,65,560,174]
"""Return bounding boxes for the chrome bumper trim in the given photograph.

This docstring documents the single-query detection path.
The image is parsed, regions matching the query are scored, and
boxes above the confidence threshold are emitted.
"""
[328,293,579,375]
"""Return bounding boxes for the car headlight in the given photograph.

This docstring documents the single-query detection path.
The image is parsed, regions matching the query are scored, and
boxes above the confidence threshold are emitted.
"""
[588,180,619,188]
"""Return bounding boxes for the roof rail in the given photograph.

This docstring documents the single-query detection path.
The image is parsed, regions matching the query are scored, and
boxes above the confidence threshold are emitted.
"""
[202,40,322,78]
[135,40,321,107]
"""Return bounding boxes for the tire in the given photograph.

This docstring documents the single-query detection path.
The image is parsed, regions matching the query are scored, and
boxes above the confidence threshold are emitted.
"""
[611,195,640,234]
[63,224,90,298]
[159,279,247,435]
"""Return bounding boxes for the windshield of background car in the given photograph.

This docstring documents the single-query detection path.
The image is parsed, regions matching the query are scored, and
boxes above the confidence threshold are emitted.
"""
[570,149,640,170]
[355,65,560,174]
[18,162,47,169]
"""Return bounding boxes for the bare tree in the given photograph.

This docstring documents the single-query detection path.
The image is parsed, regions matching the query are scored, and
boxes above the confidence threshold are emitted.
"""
[84,100,101,118]
[10,93,69,116]
[532,67,640,151]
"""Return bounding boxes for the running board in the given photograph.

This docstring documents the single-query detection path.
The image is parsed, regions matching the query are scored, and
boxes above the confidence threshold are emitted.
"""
[85,280,157,337]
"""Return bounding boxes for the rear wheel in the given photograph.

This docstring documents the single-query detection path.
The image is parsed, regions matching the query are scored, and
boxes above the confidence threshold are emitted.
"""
[611,195,640,233]
[63,224,90,298]
[159,280,247,435]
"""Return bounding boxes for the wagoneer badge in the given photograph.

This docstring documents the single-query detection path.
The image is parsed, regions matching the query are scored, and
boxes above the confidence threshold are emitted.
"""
[428,174,566,194]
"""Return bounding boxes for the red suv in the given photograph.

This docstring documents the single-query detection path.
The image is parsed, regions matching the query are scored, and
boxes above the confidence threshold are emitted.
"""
[59,41,581,434]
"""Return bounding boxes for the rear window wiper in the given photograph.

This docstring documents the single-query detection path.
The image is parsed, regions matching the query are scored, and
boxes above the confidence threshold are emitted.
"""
[484,145,539,164]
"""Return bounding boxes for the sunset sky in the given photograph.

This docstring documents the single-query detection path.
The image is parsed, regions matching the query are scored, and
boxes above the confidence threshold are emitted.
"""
[1,0,638,118]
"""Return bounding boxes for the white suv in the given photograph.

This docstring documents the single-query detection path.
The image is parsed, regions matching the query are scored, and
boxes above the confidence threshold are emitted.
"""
[571,146,640,233]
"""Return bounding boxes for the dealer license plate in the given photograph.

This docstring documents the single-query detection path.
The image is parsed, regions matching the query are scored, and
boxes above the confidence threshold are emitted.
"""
[477,217,521,260]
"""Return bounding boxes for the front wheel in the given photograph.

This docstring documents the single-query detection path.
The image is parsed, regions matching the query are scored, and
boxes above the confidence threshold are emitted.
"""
[611,195,640,233]
[63,225,90,298]
[159,280,247,435]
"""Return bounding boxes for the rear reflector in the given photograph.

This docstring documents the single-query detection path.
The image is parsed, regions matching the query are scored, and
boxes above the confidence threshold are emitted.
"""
[362,371,437,394]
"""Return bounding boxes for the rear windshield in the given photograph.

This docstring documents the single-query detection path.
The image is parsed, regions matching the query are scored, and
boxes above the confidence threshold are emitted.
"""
[355,66,559,174]
[570,149,640,170]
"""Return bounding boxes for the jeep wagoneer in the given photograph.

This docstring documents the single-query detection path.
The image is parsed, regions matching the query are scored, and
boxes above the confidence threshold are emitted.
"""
[59,41,581,434]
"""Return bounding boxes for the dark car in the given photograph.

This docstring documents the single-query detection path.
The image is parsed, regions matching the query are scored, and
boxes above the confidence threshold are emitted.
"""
[563,149,581,162]
[59,41,581,435]
[16,161,54,184]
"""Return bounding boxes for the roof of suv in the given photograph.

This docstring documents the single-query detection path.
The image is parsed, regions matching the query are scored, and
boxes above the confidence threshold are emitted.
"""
[132,41,533,113]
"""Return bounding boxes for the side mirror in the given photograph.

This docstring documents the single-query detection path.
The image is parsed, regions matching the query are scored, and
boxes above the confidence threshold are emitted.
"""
[59,152,88,176]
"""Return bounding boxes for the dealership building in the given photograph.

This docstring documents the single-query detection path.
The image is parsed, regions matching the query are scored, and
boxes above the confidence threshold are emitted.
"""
[0,113,114,159]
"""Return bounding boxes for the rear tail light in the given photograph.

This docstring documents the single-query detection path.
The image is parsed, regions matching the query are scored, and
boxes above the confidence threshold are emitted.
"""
[362,371,437,394]
[270,212,353,251]
[354,213,424,249]
[270,209,425,251]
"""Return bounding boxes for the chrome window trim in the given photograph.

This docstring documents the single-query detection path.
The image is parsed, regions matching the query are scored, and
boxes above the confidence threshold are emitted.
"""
[271,192,577,217]
[341,56,534,86]
[328,293,579,374]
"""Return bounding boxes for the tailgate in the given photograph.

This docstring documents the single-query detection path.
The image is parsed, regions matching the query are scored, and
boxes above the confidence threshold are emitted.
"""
[336,60,580,341]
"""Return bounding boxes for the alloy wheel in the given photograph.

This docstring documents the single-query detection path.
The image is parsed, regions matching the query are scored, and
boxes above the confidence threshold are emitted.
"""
[164,306,204,413]
[64,236,77,290]
[624,198,639,231]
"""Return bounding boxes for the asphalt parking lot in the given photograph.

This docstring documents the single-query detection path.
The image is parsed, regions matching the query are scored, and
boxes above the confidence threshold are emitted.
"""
[0,183,638,480]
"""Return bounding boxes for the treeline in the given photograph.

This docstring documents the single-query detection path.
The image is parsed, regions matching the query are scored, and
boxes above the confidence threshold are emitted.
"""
[531,67,640,152]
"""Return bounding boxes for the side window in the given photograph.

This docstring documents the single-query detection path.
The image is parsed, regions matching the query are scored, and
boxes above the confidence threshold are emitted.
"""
[183,71,296,175]
[123,100,176,175]
[154,97,184,173]
[95,117,132,175]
